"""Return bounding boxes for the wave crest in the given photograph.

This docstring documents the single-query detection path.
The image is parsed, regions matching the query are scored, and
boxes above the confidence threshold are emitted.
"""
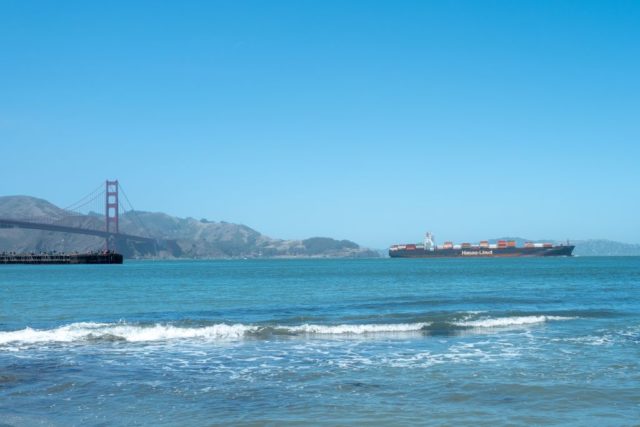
[453,315,574,328]
[0,322,257,345]
[285,323,429,335]
[0,322,429,345]
[0,316,576,346]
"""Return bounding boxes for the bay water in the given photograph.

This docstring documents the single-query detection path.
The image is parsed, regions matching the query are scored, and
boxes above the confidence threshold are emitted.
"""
[1,257,639,425]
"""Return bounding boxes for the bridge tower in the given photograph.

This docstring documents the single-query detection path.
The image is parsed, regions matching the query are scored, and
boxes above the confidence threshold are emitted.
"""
[105,180,119,250]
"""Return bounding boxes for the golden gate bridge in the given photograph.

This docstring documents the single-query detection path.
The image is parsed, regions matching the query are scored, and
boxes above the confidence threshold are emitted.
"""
[0,180,179,256]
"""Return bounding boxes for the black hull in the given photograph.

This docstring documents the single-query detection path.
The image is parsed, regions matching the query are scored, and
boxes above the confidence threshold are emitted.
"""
[389,245,574,258]
[0,253,124,264]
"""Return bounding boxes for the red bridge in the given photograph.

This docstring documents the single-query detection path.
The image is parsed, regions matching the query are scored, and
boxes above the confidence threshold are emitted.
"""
[0,180,180,257]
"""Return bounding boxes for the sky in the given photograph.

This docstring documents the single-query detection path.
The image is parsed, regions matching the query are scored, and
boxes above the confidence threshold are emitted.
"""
[1,0,639,248]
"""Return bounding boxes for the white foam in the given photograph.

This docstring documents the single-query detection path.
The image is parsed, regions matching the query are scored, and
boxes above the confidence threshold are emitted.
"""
[454,315,575,328]
[560,335,614,346]
[2,316,575,345]
[0,322,257,345]
[0,321,432,345]
[0,322,110,344]
[284,322,429,335]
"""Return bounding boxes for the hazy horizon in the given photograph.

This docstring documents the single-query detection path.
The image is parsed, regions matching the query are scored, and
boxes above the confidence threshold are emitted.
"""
[1,1,638,248]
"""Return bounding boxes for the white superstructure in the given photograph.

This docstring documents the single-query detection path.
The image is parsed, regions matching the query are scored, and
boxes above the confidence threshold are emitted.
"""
[423,232,435,251]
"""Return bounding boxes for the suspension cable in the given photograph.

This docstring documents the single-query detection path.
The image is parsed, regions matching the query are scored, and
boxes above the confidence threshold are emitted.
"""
[119,183,153,238]
[62,182,105,214]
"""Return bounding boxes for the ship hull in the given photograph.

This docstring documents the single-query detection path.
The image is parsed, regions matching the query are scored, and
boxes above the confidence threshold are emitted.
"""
[389,245,574,258]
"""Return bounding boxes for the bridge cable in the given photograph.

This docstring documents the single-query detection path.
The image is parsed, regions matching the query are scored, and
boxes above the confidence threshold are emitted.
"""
[118,184,153,239]
[62,182,105,215]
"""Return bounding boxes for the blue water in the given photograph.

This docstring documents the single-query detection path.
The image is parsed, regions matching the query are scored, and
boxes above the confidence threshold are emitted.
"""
[1,258,639,425]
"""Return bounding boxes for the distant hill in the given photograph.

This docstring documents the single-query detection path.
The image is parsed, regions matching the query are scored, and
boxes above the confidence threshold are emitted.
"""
[2,196,637,258]
[0,196,378,259]
[572,239,640,256]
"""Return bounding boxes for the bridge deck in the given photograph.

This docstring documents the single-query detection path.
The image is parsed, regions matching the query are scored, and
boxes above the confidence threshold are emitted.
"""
[0,218,156,243]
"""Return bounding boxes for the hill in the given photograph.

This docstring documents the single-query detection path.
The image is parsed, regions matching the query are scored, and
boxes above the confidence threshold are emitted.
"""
[572,239,640,256]
[0,196,378,259]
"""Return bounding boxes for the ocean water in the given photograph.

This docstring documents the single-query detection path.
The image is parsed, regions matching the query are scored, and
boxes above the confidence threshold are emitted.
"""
[1,257,639,426]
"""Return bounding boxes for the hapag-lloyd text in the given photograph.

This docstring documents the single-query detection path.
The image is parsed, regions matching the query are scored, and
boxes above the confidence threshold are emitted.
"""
[461,250,494,256]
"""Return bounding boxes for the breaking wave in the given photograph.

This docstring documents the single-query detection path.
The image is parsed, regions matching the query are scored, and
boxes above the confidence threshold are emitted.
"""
[0,316,577,346]
[0,322,258,345]
[453,315,575,328]
[285,323,429,335]
[0,322,430,345]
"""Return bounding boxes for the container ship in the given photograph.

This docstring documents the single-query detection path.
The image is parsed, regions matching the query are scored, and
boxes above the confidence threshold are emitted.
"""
[389,232,574,258]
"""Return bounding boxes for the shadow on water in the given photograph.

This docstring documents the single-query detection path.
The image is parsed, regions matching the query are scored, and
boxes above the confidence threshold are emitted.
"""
[422,321,469,337]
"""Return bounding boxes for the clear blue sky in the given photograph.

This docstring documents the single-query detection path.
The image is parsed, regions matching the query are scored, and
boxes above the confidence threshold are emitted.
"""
[1,1,638,248]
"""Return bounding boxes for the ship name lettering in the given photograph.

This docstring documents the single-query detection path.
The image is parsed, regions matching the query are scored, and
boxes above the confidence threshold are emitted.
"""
[461,250,493,256]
